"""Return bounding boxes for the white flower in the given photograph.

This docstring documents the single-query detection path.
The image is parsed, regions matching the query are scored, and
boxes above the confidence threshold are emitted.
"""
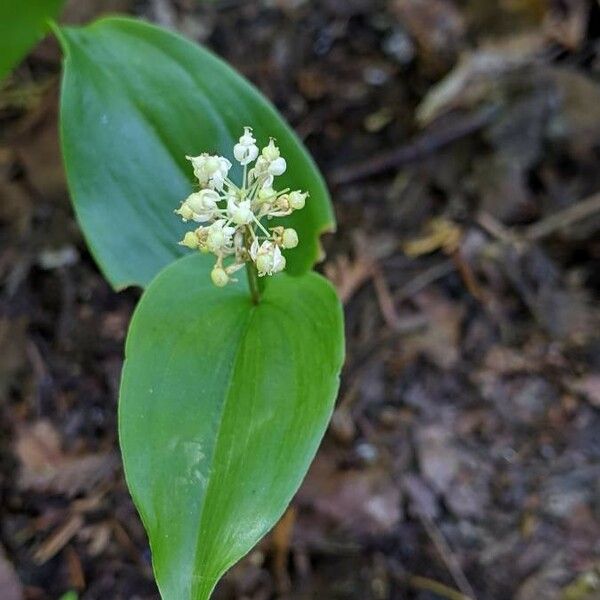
[251,240,286,277]
[227,198,253,225]
[180,189,220,222]
[186,154,231,191]
[206,220,235,253]
[233,127,259,166]
[176,126,308,287]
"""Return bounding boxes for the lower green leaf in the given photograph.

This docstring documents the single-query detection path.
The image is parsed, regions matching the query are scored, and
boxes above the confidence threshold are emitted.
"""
[119,255,344,599]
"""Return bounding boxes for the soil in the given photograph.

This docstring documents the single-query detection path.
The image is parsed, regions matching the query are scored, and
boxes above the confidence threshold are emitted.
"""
[1,1,600,599]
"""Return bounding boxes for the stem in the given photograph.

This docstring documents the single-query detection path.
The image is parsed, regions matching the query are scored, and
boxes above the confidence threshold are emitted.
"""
[246,261,261,305]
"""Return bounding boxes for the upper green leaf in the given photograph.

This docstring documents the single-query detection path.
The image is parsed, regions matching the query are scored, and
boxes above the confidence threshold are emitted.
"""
[119,254,344,599]
[0,0,65,82]
[56,17,335,290]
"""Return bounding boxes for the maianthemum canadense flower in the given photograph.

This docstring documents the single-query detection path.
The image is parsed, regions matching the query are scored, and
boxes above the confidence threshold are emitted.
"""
[175,127,308,287]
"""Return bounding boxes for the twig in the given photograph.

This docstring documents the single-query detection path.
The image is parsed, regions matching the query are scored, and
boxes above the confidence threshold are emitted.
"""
[395,259,455,302]
[372,265,402,330]
[33,515,84,564]
[475,212,516,245]
[329,105,498,185]
[524,192,600,241]
[408,575,474,600]
[419,513,478,600]
[477,192,600,246]
[450,250,484,301]
[272,507,296,594]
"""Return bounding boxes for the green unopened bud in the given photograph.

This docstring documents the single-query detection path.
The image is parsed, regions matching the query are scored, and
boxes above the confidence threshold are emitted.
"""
[289,191,306,210]
[211,266,229,287]
[180,231,199,249]
[282,228,298,249]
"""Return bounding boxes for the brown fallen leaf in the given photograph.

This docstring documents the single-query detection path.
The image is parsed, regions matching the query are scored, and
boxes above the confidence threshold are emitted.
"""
[14,420,118,497]
[325,231,398,305]
[298,444,401,538]
[392,0,465,74]
[416,33,545,124]
[324,253,374,304]
[398,290,464,369]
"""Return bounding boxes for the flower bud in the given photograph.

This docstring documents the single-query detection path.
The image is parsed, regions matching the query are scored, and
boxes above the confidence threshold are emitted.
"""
[268,157,287,176]
[234,143,258,165]
[282,228,298,249]
[289,191,306,210]
[262,139,280,161]
[258,187,276,202]
[211,266,229,287]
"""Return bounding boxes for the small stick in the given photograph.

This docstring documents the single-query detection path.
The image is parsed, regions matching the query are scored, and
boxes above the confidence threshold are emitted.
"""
[408,574,474,600]
[330,105,498,185]
[395,259,455,302]
[477,192,600,245]
[475,212,516,245]
[372,265,402,330]
[524,192,600,241]
[419,513,478,600]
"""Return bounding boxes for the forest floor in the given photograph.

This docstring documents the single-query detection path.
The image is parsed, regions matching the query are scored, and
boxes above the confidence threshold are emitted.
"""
[1,1,600,599]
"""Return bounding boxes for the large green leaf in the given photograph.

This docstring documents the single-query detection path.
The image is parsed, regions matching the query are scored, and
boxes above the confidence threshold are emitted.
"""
[119,254,344,599]
[0,0,65,81]
[56,17,335,290]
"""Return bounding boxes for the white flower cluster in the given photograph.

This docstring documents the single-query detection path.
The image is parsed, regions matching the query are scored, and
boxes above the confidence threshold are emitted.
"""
[175,127,308,287]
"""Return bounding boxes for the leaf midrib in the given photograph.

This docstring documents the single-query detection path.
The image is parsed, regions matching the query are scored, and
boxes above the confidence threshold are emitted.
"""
[189,295,257,600]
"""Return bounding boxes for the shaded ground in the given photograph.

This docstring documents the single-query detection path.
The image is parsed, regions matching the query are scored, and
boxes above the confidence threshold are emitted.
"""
[1,1,600,599]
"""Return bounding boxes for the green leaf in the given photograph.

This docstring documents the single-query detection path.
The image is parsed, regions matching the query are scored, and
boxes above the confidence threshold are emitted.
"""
[56,17,334,290]
[119,254,344,599]
[0,0,65,81]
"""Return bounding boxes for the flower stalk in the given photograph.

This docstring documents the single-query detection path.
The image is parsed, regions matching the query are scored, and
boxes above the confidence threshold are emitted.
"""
[246,261,261,305]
